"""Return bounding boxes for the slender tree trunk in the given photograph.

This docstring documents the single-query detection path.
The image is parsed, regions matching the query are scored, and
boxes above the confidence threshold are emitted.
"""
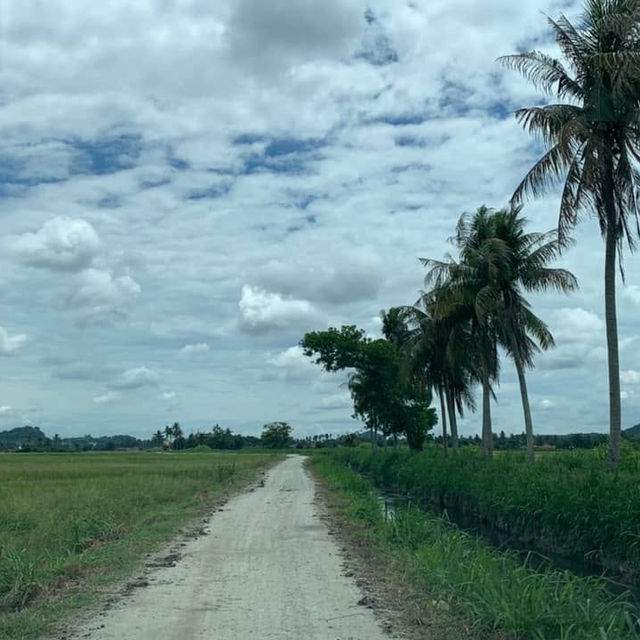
[513,350,535,466]
[446,388,459,453]
[605,223,621,469]
[481,373,493,458]
[438,388,448,455]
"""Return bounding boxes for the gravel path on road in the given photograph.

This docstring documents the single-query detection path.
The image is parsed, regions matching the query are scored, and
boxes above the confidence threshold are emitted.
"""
[69,455,398,640]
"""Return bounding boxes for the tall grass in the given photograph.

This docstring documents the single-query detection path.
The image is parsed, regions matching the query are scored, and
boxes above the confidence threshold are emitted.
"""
[0,451,279,639]
[327,445,640,581]
[313,454,640,640]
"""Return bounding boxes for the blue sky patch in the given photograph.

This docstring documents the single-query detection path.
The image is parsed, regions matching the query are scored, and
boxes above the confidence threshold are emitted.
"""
[69,134,143,175]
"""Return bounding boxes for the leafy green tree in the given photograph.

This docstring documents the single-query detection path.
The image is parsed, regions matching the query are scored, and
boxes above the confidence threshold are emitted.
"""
[500,0,640,467]
[261,422,293,448]
[302,325,435,450]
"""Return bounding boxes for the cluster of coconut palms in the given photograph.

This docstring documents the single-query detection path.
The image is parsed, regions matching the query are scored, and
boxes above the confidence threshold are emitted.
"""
[403,0,640,468]
[400,205,576,465]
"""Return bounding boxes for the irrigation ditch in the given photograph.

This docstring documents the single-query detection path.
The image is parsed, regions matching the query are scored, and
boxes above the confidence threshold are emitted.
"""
[375,481,640,602]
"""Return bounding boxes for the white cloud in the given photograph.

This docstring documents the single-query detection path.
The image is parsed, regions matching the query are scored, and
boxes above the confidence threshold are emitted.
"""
[226,0,366,73]
[238,285,320,333]
[67,268,141,319]
[0,326,27,356]
[267,345,321,382]
[110,366,160,390]
[621,370,640,385]
[179,343,210,355]
[253,253,383,304]
[13,217,101,271]
[93,390,120,404]
[0,405,12,413]
[551,307,603,343]
[162,391,176,400]
[318,392,352,410]
[623,285,640,305]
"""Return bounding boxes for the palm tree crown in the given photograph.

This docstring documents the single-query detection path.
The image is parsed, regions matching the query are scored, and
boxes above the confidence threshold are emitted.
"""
[501,0,640,467]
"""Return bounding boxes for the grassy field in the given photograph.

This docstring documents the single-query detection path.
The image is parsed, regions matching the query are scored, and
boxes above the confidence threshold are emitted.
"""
[0,450,282,639]
[312,453,640,640]
[326,444,640,583]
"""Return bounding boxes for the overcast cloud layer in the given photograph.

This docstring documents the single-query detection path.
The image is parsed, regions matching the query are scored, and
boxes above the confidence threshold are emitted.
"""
[1,0,639,439]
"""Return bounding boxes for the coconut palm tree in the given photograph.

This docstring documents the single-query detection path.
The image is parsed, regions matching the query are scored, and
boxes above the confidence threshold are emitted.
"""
[500,0,640,467]
[420,252,501,458]
[457,205,578,464]
[405,299,476,454]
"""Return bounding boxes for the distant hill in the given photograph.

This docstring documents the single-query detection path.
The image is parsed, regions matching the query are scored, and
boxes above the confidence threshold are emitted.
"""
[623,424,640,439]
[0,426,146,451]
[0,425,49,449]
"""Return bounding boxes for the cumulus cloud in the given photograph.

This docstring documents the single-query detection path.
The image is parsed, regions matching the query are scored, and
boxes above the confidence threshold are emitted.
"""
[226,0,366,72]
[93,390,120,404]
[551,307,603,343]
[317,392,352,410]
[267,345,321,382]
[0,326,27,356]
[621,370,640,385]
[110,366,160,390]
[253,253,383,304]
[67,269,141,319]
[624,286,640,305]
[179,343,210,356]
[239,285,320,333]
[13,217,101,271]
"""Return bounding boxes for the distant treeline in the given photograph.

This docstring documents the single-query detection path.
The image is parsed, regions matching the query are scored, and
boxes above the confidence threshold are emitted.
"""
[432,431,613,451]
[2,423,638,453]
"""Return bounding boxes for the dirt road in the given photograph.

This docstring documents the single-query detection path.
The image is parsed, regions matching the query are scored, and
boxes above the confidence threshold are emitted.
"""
[70,455,397,640]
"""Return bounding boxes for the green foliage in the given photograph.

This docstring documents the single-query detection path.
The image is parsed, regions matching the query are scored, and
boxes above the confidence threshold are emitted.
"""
[327,446,640,582]
[260,422,293,448]
[313,454,640,639]
[301,324,436,450]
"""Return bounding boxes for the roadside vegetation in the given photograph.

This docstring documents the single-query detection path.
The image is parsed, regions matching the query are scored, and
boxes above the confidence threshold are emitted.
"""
[0,450,280,640]
[312,454,640,640]
[326,446,640,584]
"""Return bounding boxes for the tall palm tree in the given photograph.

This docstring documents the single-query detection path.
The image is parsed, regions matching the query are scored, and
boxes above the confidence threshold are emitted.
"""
[405,299,476,454]
[457,206,578,464]
[500,0,640,468]
[421,252,501,458]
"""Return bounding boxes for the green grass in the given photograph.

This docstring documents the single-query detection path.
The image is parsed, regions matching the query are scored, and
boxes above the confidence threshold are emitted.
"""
[325,445,640,582]
[0,450,281,639]
[312,453,640,640]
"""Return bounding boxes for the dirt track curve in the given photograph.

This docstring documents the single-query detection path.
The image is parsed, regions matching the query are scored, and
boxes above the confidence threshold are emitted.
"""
[68,455,399,640]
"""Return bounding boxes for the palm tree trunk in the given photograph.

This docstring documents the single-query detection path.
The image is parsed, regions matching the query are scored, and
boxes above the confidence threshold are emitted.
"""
[605,222,621,469]
[513,349,535,466]
[438,388,448,456]
[446,388,459,452]
[481,373,493,458]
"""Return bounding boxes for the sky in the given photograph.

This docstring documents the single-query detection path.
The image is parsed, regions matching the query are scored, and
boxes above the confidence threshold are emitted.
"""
[1,0,639,440]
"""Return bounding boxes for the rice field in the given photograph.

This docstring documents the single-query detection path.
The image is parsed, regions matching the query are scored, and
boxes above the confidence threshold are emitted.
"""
[0,450,281,639]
